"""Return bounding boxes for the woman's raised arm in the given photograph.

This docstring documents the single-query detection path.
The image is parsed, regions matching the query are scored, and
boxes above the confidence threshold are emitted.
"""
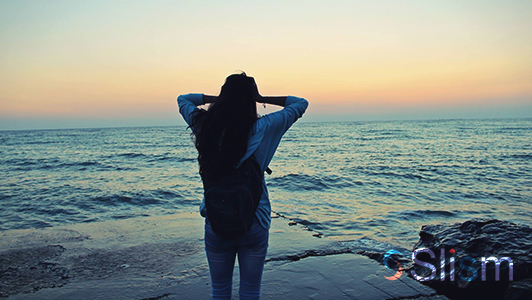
[202,95,217,104]
[256,96,287,107]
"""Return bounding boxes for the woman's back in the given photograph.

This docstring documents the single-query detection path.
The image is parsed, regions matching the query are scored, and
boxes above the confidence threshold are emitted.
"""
[177,72,308,299]
[178,93,308,229]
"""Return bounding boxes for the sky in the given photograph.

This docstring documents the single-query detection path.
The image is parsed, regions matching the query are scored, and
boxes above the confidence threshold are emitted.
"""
[1,0,531,130]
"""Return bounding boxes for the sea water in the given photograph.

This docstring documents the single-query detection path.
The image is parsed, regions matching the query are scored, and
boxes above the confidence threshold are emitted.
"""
[1,119,531,251]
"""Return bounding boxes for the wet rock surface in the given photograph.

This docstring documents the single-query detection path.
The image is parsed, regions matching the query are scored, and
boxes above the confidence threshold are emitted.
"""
[0,245,69,297]
[0,212,446,299]
[0,213,208,299]
[360,219,532,300]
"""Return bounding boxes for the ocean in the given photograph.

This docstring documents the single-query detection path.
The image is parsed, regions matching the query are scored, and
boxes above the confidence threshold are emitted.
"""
[1,119,531,252]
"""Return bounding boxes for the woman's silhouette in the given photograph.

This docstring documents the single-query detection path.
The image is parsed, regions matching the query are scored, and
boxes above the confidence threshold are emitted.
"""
[178,72,308,299]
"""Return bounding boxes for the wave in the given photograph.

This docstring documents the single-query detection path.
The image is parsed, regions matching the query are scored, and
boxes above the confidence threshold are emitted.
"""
[111,213,150,220]
[89,189,187,208]
[268,173,354,191]
[505,153,532,161]
[363,169,435,182]
[496,126,532,131]
[92,194,164,207]
[388,209,459,220]
[113,152,196,163]
[3,158,141,172]
[116,152,147,158]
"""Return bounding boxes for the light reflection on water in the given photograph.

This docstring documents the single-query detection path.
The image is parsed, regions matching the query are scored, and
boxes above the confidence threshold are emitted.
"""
[1,119,531,251]
[268,119,532,249]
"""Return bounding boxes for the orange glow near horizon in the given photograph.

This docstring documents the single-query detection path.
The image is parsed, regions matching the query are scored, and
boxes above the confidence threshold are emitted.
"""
[1,1,531,128]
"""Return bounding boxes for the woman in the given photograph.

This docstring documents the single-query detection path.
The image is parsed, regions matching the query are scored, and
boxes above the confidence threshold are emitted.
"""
[177,72,308,299]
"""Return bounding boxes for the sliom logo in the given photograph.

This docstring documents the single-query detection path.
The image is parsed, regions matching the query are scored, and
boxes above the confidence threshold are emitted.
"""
[383,248,513,282]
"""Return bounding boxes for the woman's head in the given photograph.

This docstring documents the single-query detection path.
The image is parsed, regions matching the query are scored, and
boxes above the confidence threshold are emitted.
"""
[191,72,259,180]
[215,72,258,120]
[220,72,256,97]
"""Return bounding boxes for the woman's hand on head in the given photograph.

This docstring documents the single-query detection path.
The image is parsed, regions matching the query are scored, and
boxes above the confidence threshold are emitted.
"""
[249,77,263,103]
[249,77,287,107]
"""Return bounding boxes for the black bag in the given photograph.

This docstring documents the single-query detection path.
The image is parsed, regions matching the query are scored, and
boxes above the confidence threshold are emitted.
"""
[202,155,263,239]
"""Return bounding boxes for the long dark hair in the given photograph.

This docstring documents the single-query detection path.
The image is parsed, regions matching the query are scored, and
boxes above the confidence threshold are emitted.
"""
[190,72,259,180]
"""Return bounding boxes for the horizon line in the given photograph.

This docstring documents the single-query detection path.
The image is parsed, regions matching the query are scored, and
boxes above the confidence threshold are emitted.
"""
[1,116,531,133]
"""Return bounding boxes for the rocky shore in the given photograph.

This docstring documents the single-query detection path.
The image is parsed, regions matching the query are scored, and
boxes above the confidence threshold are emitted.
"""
[2,215,528,299]
[0,212,447,299]
[360,219,532,300]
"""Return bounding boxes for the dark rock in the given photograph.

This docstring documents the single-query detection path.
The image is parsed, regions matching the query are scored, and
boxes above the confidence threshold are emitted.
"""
[410,219,532,300]
[265,247,353,262]
[504,278,532,300]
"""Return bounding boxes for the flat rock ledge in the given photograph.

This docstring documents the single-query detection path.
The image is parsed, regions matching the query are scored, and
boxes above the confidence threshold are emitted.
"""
[0,212,448,299]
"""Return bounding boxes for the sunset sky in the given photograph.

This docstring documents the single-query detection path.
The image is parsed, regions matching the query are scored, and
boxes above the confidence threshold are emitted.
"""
[1,0,531,130]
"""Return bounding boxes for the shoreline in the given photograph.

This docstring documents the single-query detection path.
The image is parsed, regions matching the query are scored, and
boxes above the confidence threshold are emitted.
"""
[0,212,447,299]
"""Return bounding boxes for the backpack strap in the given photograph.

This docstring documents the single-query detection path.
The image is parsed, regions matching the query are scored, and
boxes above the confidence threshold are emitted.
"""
[249,153,272,175]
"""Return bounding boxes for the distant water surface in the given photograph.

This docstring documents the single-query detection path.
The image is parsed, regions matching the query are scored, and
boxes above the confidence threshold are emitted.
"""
[1,119,531,251]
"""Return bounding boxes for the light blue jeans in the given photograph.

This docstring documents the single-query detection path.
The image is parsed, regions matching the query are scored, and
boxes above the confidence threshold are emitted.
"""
[204,218,269,300]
